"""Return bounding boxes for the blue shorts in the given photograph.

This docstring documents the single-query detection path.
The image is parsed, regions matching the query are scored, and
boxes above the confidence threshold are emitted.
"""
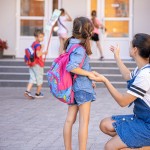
[72,90,96,106]
[112,114,150,148]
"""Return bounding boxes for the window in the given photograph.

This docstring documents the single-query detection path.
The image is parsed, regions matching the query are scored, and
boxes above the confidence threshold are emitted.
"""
[105,21,129,37]
[91,0,97,12]
[21,0,45,16]
[21,20,43,36]
[20,0,45,36]
[105,0,129,17]
[104,0,130,38]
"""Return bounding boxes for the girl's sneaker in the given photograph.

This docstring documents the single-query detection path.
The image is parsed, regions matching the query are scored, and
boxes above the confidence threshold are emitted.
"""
[35,92,44,98]
[24,91,35,100]
[100,56,104,61]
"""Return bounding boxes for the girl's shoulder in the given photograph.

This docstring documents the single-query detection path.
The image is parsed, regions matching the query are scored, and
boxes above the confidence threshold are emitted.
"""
[69,44,85,57]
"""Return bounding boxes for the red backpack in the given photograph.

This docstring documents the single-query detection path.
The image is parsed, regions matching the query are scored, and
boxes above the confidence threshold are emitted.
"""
[24,43,40,66]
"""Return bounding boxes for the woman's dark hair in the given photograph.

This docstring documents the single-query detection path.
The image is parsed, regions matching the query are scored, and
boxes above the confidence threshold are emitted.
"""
[60,8,65,15]
[64,17,94,55]
[132,33,150,63]
[34,29,44,37]
[91,10,97,17]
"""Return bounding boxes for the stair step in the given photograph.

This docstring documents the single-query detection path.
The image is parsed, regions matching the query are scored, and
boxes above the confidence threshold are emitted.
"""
[0,80,127,88]
[0,59,136,68]
[0,73,124,82]
[0,67,134,74]
[0,59,136,88]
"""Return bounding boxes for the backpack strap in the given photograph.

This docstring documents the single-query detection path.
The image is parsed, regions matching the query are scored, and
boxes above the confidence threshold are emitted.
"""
[68,44,86,80]
[58,18,68,32]
[33,43,41,49]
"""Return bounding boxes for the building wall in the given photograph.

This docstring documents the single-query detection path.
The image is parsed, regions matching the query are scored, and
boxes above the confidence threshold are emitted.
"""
[62,0,87,18]
[0,0,150,57]
[133,0,150,35]
[0,0,16,56]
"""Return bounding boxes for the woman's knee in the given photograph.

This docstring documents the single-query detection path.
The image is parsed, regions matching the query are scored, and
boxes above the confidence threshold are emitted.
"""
[99,117,114,132]
[100,118,108,131]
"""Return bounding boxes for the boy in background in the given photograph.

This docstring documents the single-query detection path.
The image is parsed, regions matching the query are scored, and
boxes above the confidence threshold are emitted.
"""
[24,29,48,99]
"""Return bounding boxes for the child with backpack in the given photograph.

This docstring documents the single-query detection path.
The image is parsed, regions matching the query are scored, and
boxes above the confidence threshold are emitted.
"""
[61,17,96,150]
[24,29,48,99]
[90,33,150,150]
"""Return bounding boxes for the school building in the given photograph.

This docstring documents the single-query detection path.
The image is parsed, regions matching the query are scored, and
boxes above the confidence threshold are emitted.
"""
[0,0,150,59]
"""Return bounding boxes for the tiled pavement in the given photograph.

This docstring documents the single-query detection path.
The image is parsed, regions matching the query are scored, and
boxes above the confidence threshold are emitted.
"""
[0,87,132,150]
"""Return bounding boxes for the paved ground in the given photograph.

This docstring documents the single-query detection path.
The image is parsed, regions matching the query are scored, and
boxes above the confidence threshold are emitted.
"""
[0,87,133,150]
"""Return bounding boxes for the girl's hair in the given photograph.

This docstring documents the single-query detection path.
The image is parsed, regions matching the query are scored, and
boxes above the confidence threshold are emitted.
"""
[64,17,94,55]
[60,8,65,15]
[132,33,150,63]
[91,10,97,17]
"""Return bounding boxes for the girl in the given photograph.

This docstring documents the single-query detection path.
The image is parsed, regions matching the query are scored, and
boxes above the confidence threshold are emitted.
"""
[57,8,72,54]
[91,10,105,60]
[63,17,96,150]
[90,33,150,150]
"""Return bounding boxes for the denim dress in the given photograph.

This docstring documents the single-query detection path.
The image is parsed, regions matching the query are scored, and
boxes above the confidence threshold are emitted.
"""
[66,38,96,106]
[112,66,150,148]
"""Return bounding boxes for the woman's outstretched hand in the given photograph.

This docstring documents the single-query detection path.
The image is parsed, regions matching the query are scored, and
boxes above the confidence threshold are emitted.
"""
[110,44,120,59]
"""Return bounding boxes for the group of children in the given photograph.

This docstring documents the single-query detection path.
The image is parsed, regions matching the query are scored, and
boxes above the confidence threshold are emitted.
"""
[24,9,150,150]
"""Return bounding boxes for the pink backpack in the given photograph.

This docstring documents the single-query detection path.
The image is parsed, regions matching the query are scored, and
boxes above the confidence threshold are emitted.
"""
[47,44,85,104]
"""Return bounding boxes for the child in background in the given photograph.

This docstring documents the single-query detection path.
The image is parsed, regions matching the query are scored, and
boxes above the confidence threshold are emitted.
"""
[24,29,48,99]
[63,17,96,150]
[57,8,72,54]
[90,33,150,150]
[91,10,105,60]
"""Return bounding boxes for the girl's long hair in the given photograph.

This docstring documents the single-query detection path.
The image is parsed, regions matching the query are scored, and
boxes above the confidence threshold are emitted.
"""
[64,17,94,55]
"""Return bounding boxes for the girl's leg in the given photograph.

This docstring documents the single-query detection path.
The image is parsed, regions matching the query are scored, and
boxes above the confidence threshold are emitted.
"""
[78,101,91,150]
[105,135,127,150]
[100,117,117,137]
[63,105,78,150]
[96,41,104,59]
[59,37,64,54]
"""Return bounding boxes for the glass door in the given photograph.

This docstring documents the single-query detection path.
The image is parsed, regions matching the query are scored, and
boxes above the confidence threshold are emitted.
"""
[20,0,45,36]
[16,0,62,58]
[101,0,133,59]
[103,0,130,38]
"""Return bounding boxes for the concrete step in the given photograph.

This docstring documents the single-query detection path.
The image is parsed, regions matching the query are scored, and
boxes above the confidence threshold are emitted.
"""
[0,73,124,82]
[0,66,134,74]
[0,80,127,88]
[0,59,136,68]
[0,59,136,88]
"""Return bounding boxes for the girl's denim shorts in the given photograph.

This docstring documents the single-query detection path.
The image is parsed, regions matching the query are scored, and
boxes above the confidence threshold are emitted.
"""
[72,90,96,106]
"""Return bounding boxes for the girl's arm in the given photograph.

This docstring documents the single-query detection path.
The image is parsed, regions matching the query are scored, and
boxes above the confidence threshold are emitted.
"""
[90,72,137,107]
[66,46,95,78]
[110,45,131,81]
[65,11,72,21]
[71,68,95,79]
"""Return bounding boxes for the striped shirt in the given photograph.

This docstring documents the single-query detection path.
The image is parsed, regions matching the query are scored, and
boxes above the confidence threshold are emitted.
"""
[127,64,150,107]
